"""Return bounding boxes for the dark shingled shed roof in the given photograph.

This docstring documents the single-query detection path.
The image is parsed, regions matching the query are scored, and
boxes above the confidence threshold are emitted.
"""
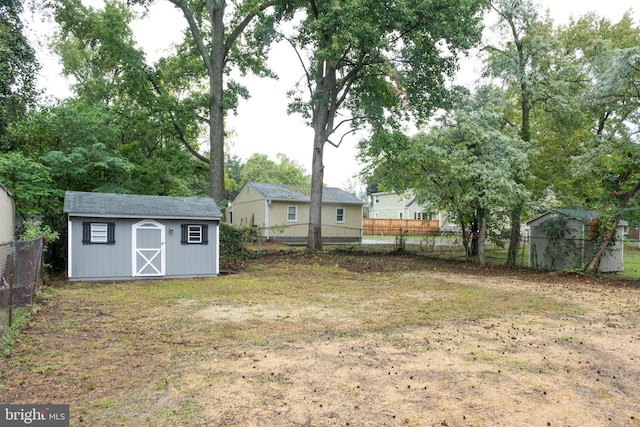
[527,209,627,226]
[64,191,222,220]
[248,182,364,205]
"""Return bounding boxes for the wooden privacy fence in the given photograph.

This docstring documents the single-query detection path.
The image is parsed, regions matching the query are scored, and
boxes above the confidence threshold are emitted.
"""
[363,218,439,236]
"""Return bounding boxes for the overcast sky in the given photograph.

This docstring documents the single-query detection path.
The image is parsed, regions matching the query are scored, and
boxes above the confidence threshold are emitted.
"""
[27,1,637,190]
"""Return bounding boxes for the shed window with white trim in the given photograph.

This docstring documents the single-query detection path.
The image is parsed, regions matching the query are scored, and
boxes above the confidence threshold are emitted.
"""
[181,224,209,245]
[336,207,345,223]
[287,206,298,222]
[82,222,116,245]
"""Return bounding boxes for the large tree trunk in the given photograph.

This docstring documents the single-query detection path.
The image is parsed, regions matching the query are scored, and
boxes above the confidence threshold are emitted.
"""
[307,59,336,250]
[506,202,523,267]
[209,0,226,203]
[477,213,487,265]
[308,135,324,250]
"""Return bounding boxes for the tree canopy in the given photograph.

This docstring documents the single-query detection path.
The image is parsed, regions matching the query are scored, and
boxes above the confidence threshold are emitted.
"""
[284,0,490,249]
[0,0,39,150]
[360,86,529,264]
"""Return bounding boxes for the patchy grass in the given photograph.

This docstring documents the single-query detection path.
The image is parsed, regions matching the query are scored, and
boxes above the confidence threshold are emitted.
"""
[1,251,639,426]
[620,243,640,280]
[1,306,35,357]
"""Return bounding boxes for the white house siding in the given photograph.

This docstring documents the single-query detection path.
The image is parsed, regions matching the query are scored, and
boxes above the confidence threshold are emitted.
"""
[228,185,267,228]
[269,201,308,238]
[264,202,361,240]
[321,203,362,240]
[229,183,364,243]
[369,191,453,230]
[0,184,15,243]
[370,192,416,219]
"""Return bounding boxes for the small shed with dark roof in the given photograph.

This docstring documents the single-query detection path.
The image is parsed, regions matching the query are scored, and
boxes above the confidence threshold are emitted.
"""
[227,182,364,243]
[526,209,626,272]
[64,191,223,281]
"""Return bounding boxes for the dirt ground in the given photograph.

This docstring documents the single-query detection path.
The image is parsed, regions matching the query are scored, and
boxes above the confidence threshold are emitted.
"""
[1,251,639,427]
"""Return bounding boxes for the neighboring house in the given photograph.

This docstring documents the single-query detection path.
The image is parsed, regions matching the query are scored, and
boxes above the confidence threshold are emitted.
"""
[368,191,454,230]
[527,209,626,272]
[64,191,223,281]
[227,182,364,243]
[0,183,15,243]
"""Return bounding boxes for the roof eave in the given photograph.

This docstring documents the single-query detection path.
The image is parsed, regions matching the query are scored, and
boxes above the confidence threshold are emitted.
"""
[66,212,222,221]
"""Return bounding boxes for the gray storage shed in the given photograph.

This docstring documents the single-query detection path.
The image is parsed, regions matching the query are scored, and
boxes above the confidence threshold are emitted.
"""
[527,209,626,273]
[64,191,222,281]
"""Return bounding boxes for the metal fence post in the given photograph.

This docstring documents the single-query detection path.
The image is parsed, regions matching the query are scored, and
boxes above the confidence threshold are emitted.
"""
[8,251,14,327]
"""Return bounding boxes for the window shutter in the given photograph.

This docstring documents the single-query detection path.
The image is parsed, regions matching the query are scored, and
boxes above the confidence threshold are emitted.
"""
[181,224,188,245]
[82,222,90,245]
[202,224,209,245]
[107,222,116,245]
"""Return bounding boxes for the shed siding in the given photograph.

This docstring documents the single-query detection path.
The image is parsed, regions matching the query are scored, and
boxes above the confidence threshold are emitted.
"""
[164,219,218,277]
[528,212,624,272]
[69,217,132,280]
[529,217,584,271]
[593,226,625,273]
[69,217,219,281]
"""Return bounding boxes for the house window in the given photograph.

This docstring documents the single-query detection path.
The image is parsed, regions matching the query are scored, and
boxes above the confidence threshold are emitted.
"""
[287,206,298,222]
[415,212,423,220]
[82,222,116,245]
[374,212,379,218]
[375,197,380,204]
[336,207,345,223]
[181,224,209,245]
[398,212,403,219]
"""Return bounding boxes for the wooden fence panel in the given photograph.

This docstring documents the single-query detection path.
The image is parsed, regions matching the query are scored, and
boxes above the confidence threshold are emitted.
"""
[363,218,439,236]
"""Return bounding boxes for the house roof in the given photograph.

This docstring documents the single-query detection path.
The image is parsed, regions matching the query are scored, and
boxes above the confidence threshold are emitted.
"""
[554,209,600,221]
[405,198,417,208]
[248,182,364,205]
[0,182,12,197]
[64,191,223,220]
[527,209,627,226]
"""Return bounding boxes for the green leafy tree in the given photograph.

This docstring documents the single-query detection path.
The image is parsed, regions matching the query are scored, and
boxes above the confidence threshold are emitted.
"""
[530,12,639,210]
[50,0,289,203]
[360,86,529,265]
[240,153,310,186]
[0,152,57,220]
[285,0,489,250]
[224,152,244,201]
[578,34,640,271]
[483,0,557,266]
[0,0,39,150]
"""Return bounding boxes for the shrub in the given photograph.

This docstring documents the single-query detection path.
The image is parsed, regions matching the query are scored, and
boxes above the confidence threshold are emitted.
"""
[219,222,251,268]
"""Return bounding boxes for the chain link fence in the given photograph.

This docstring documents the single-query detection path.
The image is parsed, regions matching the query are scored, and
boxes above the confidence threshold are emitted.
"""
[0,238,44,336]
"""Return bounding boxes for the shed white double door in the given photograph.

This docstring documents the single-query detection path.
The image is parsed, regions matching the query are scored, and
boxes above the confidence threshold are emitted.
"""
[132,220,165,277]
